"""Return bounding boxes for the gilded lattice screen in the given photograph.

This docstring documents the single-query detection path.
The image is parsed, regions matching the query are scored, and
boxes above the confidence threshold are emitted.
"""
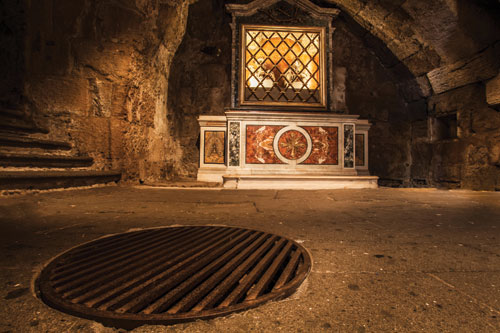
[240,25,325,108]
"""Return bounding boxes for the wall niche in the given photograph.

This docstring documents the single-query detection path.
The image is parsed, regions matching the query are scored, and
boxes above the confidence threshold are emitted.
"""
[168,0,414,182]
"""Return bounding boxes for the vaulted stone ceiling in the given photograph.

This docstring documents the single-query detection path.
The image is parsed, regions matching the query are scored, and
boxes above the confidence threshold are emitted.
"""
[321,0,500,97]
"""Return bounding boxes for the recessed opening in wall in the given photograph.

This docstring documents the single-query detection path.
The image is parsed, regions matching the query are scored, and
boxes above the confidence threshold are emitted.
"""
[241,25,326,108]
[431,114,458,141]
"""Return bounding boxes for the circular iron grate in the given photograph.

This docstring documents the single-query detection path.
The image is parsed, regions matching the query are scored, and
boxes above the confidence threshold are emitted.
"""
[37,226,311,329]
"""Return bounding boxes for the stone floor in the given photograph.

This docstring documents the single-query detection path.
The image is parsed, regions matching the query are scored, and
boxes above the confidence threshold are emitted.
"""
[1,185,499,332]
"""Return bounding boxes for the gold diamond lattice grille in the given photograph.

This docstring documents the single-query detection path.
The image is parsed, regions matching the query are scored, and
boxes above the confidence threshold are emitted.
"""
[242,26,324,106]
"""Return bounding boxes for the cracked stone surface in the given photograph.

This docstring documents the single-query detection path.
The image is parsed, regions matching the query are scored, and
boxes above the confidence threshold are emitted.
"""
[1,186,499,332]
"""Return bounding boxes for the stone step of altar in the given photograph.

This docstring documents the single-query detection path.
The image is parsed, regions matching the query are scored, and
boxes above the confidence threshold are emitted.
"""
[222,174,379,190]
[142,179,222,188]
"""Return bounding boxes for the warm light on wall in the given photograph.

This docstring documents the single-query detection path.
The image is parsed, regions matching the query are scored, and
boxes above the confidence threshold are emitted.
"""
[240,25,325,107]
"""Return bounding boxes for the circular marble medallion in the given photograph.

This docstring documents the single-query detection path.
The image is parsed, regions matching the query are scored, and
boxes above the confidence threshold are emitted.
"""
[273,126,312,165]
[277,130,307,160]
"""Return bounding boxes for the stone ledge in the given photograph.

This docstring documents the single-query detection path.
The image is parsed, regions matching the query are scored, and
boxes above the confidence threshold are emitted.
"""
[427,47,499,94]
[0,170,121,190]
[0,153,93,168]
[0,135,72,150]
[222,174,379,190]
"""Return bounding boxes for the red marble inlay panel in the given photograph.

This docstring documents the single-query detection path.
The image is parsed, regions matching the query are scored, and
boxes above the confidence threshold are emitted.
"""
[278,130,308,160]
[246,125,284,164]
[302,126,338,164]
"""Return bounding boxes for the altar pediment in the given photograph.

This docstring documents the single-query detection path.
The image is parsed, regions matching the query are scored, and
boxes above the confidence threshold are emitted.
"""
[226,0,340,20]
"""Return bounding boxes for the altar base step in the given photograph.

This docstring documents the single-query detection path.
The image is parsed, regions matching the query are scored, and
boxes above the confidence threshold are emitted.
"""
[223,174,378,190]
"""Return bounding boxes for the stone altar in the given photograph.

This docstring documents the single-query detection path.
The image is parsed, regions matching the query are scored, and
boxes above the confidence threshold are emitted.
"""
[197,111,377,189]
[197,0,378,189]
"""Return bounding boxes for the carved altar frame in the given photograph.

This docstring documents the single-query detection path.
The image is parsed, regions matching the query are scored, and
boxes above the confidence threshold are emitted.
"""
[239,24,327,108]
[227,0,340,111]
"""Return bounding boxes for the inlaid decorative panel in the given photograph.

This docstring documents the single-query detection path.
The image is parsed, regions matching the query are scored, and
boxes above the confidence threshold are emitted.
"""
[228,122,240,167]
[277,130,308,160]
[302,126,338,165]
[198,112,373,184]
[355,133,365,167]
[344,124,354,168]
[204,131,225,164]
[246,125,284,164]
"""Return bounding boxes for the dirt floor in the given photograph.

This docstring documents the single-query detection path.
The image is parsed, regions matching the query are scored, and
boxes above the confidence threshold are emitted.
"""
[1,185,499,332]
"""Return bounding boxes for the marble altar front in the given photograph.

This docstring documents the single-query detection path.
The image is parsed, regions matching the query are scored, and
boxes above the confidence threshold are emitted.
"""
[197,111,378,189]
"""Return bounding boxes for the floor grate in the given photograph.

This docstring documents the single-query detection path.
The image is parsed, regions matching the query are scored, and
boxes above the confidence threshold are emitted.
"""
[37,226,311,329]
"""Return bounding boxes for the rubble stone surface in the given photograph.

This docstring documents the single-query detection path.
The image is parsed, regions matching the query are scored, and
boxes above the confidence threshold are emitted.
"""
[0,186,499,332]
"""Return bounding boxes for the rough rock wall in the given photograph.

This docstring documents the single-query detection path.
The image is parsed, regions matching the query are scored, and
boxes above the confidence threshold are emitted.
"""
[19,0,193,182]
[167,0,232,177]
[326,0,500,190]
[0,0,26,107]
[427,83,500,190]
[333,17,413,186]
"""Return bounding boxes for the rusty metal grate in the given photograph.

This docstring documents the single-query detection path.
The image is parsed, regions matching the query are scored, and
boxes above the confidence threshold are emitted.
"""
[37,226,311,329]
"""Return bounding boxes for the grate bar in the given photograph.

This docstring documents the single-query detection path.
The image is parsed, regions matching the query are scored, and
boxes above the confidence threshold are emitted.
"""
[54,228,169,270]
[52,227,189,277]
[64,227,223,301]
[273,248,302,290]
[141,231,263,314]
[76,227,234,306]
[166,233,270,314]
[52,227,208,290]
[61,229,158,257]
[190,234,279,312]
[108,229,252,313]
[246,242,293,300]
[218,238,287,308]
[88,228,239,310]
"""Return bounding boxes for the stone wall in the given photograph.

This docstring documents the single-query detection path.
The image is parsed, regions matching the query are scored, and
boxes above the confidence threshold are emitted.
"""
[0,0,26,107]
[427,83,500,190]
[10,0,194,182]
[333,16,413,186]
[326,0,500,190]
[167,0,232,177]
[1,0,499,189]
